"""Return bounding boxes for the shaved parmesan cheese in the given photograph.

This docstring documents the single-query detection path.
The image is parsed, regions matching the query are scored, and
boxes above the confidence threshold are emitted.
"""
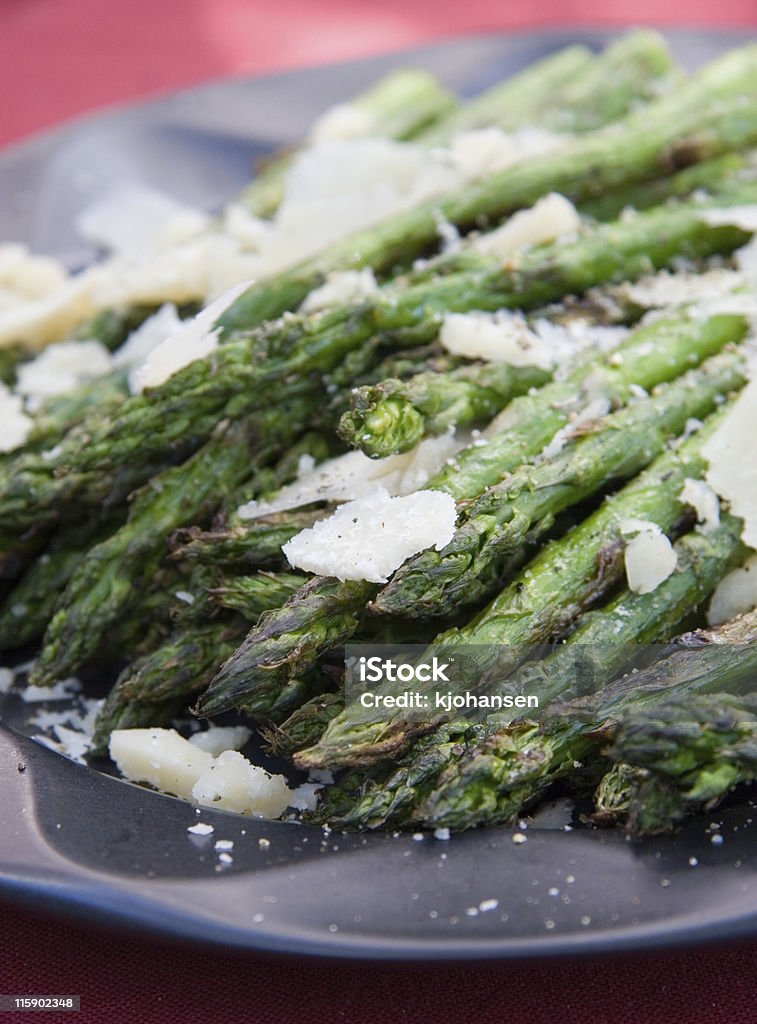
[699,206,757,232]
[309,103,376,143]
[129,281,250,393]
[0,244,66,308]
[191,749,291,817]
[620,519,678,594]
[238,430,463,519]
[283,487,456,582]
[473,193,580,258]
[288,782,322,812]
[707,553,757,625]
[702,376,757,549]
[109,728,214,800]
[16,339,113,410]
[440,310,553,368]
[539,396,611,460]
[0,382,33,453]
[446,128,562,180]
[678,478,720,533]
[111,304,182,371]
[621,268,745,311]
[188,725,252,757]
[76,184,208,254]
[0,269,100,350]
[301,269,378,312]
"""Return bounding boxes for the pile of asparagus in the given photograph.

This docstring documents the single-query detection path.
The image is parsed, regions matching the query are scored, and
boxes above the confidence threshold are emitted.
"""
[2,30,757,835]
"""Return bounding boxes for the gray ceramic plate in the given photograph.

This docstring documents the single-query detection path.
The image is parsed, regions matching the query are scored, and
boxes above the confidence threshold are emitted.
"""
[0,28,755,961]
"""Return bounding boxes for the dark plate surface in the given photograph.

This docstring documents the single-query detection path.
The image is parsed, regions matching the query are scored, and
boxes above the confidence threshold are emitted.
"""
[1,28,756,961]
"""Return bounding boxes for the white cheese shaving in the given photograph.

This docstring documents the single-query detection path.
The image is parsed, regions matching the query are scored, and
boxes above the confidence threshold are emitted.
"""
[0,381,33,453]
[539,396,611,460]
[0,667,13,693]
[110,727,292,818]
[109,728,214,800]
[622,268,746,311]
[188,725,252,757]
[0,244,66,308]
[282,487,457,583]
[0,268,101,350]
[702,376,757,550]
[678,478,720,533]
[191,749,291,817]
[129,281,250,393]
[473,193,580,259]
[112,303,183,369]
[237,430,463,519]
[620,519,678,594]
[707,552,757,626]
[699,206,757,232]
[76,184,209,255]
[439,310,554,368]
[15,339,113,410]
[308,103,376,143]
[445,128,562,181]
[288,782,323,812]
[300,269,378,313]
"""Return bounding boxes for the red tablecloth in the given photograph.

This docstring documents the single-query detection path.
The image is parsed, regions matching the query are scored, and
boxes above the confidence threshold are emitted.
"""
[2,3,757,1022]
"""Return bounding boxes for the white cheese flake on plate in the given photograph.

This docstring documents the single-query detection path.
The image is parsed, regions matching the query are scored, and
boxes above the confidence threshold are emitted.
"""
[188,725,252,757]
[129,280,251,393]
[702,376,757,550]
[620,519,678,594]
[282,487,457,582]
[678,478,720,533]
[707,552,757,626]
[473,193,580,259]
[110,727,293,818]
[191,749,291,818]
[187,822,214,836]
[76,183,210,255]
[237,430,464,519]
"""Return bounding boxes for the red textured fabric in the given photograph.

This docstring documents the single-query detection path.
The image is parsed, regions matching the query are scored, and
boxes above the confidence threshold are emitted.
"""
[0,0,756,146]
[1,3,757,1021]
[0,901,755,1024]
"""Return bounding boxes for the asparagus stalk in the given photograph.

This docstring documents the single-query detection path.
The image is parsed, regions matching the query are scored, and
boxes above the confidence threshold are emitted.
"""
[373,345,748,621]
[240,69,459,218]
[607,691,757,834]
[0,517,122,653]
[309,514,749,826]
[210,571,306,620]
[218,45,757,335]
[263,692,345,758]
[170,509,324,570]
[196,312,748,718]
[4,185,755,538]
[29,417,274,686]
[338,359,551,459]
[297,408,737,770]
[421,598,757,831]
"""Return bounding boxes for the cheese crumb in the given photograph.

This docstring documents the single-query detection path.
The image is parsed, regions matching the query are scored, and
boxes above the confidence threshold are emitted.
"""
[620,519,678,594]
[16,340,113,410]
[187,822,214,836]
[707,553,757,626]
[283,487,457,582]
